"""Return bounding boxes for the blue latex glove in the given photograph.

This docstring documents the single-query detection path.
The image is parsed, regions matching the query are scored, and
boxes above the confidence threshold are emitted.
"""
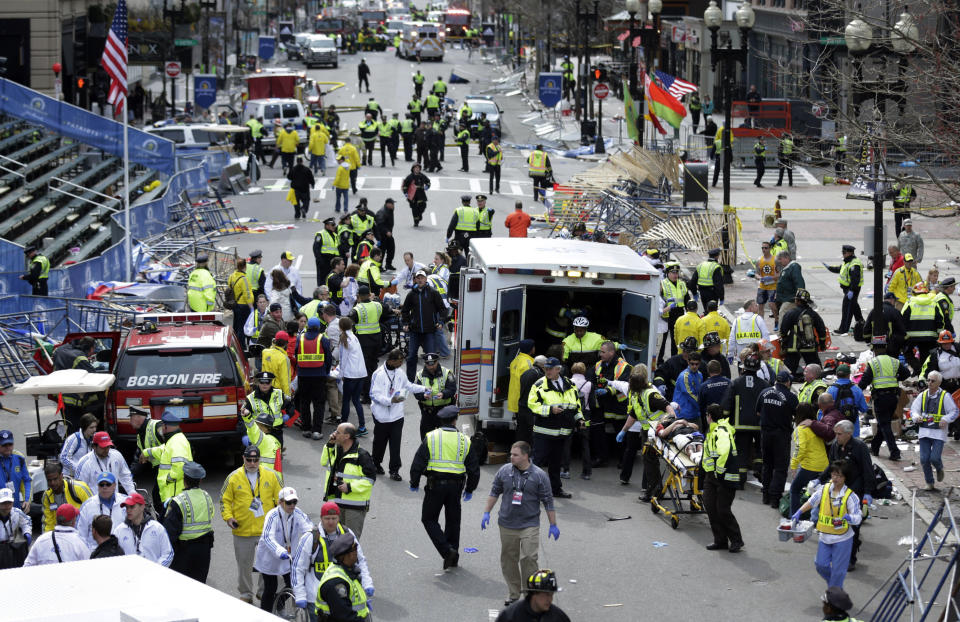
[241,435,251,447]
[616,430,626,443]
[898,355,907,365]
[595,388,608,397]
[25,534,31,546]
[656,384,666,395]
[282,414,290,423]
[365,587,375,597]
[390,278,399,285]
[791,509,803,522]
[842,514,853,523]
[617,343,627,351]
[726,356,735,364]
[481,512,490,530]
[409,486,419,493]
[296,600,307,609]
[548,524,560,540]
[864,494,873,505]
[846,290,854,300]
[280,552,290,560]
[463,491,472,502]
[692,295,699,302]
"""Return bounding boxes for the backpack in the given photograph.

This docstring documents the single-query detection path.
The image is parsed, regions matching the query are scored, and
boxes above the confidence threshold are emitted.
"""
[872,464,893,499]
[472,431,488,466]
[798,310,818,350]
[834,383,858,423]
[223,279,237,310]
[853,320,865,343]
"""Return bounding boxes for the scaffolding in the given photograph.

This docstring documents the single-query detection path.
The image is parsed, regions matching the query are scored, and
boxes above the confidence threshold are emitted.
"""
[860,491,960,621]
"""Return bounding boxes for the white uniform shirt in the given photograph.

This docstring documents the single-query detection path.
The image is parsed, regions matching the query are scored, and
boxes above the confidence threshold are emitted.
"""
[292,524,373,604]
[911,388,960,442]
[369,363,428,423]
[396,261,426,289]
[76,493,128,550]
[75,449,136,496]
[114,518,174,567]
[265,262,303,299]
[23,526,90,566]
[727,311,771,358]
[254,506,313,576]
[59,430,91,478]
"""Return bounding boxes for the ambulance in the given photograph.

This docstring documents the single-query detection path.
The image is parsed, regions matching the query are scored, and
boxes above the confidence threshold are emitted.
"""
[455,238,661,430]
[399,21,444,60]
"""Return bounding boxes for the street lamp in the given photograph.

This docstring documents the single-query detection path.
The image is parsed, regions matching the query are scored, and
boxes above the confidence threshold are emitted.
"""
[625,0,661,148]
[844,7,917,339]
[705,0,753,281]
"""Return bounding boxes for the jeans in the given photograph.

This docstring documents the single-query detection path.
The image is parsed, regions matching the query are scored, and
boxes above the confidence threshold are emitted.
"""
[789,468,820,515]
[340,377,366,428]
[919,436,945,484]
[310,153,326,175]
[433,326,450,358]
[406,331,436,381]
[815,537,854,588]
[335,187,349,212]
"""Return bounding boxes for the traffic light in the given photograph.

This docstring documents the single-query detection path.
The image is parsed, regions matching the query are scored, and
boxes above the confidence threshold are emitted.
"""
[593,66,609,84]
[76,77,86,90]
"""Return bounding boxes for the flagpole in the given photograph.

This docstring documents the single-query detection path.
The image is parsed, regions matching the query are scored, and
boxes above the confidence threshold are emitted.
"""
[123,106,132,282]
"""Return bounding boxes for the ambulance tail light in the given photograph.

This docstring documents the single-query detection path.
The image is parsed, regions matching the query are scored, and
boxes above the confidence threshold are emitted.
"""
[468,277,483,292]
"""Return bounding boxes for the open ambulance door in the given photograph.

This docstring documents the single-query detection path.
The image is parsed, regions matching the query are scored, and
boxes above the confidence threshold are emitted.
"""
[620,291,655,368]
[455,269,485,413]
[491,286,525,405]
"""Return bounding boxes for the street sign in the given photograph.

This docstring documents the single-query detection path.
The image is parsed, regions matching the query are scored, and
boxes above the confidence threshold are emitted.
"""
[593,83,609,100]
[164,61,181,78]
[175,38,199,47]
[538,72,563,109]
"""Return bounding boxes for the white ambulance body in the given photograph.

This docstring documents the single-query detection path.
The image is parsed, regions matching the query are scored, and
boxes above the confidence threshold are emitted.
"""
[456,238,661,430]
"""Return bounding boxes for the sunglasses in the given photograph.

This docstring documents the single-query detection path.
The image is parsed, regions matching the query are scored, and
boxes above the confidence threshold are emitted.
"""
[284,499,298,505]
[98,481,114,487]
[244,457,260,463]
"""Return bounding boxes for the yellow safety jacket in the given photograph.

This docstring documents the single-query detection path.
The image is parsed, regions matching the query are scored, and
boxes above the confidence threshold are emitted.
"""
[33,254,51,280]
[486,144,503,166]
[627,387,667,429]
[425,428,471,475]
[660,278,687,317]
[246,262,263,295]
[229,270,254,306]
[798,379,828,405]
[277,129,300,153]
[316,563,370,618]
[219,465,284,537]
[316,229,339,256]
[703,419,739,484]
[527,150,548,176]
[351,213,375,237]
[246,388,286,428]
[674,311,704,347]
[137,419,164,460]
[358,259,386,289]
[561,331,604,361]
[309,126,329,156]
[246,118,264,139]
[904,293,939,340]
[320,444,374,509]
[262,345,292,396]
[354,301,383,335]
[41,478,92,532]
[170,487,214,540]
[142,430,193,503]
[816,483,852,535]
[839,258,864,287]
[696,260,721,286]
[507,353,534,412]
[868,355,900,390]
[416,367,453,407]
[527,377,583,436]
[454,206,479,231]
[187,268,216,311]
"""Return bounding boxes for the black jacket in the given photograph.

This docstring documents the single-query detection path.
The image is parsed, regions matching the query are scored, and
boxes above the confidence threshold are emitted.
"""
[653,353,688,401]
[517,366,545,421]
[863,301,907,351]
[448,255,467,298]
[287,163,315,192]
[409,426,481,492]
[496,598,572,622]
[357,62,370,78]
[374,206,394,238]
[700,349,731,379]
[757,383,798,433]
[721,372,770,430]
[780,304,827,353]
[819,437,875,497]
[90,535,125,559]
[402,172,430,202]
[698,375,731,420]
[401,285,447,333]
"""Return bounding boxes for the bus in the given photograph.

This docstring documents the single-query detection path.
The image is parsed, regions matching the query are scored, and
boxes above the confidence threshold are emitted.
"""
[400,21,444,61]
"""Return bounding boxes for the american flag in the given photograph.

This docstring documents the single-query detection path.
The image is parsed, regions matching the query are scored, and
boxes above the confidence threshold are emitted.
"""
[101,0,128,118]
[654,70,698,101]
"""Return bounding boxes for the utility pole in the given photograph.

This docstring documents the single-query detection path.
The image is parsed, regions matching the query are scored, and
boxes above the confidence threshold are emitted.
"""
[199,0,217,72]
[164,0,188,119]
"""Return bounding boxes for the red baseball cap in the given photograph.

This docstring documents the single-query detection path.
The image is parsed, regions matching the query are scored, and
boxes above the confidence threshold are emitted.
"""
[321,501,341,517]
[121,493,146,507]
[56,504,79,521]
[275,331,290,343]
[92,431,114,448]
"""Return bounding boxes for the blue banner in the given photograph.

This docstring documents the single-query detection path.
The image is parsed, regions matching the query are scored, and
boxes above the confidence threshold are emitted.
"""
[259,36,276,60]
[0,78,176,175]
[194,74,217,110]
[539,72,563,109]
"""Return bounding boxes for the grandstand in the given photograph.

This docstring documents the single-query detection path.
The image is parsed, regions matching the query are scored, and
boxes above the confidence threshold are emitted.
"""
[0,115,161,268]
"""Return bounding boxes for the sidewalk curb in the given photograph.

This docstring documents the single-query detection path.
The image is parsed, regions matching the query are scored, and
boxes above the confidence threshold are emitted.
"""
[877,460,945,539]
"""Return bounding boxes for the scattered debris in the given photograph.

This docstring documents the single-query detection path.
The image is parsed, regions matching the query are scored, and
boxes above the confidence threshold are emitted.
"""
[651,541,669,548]
[404,550,419,559]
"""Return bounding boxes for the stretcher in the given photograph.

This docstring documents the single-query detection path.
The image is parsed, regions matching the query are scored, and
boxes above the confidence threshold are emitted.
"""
[647,428,705,529]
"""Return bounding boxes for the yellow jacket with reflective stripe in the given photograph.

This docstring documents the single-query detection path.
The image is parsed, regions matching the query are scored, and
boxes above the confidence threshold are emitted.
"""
[41,478,92,531]
[674,311,704,347]
[219,465,284,537]
[229,270,254,306]
[187,268,216,311]
[507,353,534,412]
[425,428,471,475]
[142,430,193,502]
[262,345,292,395]
[316,562,370,617]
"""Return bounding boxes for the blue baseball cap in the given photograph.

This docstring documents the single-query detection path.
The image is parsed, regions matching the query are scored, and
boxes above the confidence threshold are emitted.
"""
[161,411,180,424]
[0,430,12,445]
[544,357,562,368]
[308,317,322,329]
[97,472,117,484]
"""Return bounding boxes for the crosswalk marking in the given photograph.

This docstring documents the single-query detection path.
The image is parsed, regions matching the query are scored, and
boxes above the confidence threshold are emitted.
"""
[258,175,534,196]
[706,164,819,187]
[469,178,481,193]
[390,177,402,191]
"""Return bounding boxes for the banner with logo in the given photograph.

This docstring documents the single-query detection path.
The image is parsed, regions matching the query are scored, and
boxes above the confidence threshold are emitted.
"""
[259,36,276,60]
[538,72,563,109]
[0,78,175,175]
[846,121,888,201]
[194,74,217,110]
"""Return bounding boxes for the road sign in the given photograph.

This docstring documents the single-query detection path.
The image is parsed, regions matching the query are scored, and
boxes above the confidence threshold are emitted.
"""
[164,61,181,78]
[593,83,609,100]
[538,72,563,109]
[175,38,199,47]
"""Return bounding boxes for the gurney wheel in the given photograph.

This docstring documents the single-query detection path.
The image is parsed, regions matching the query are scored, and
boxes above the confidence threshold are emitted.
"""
[650,501,659,514]
[670,515,679,530]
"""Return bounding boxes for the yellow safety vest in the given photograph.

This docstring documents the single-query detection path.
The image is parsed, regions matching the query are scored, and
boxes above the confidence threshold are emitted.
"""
[905,294,939,339]
[486,145,503,166]
[528,150,548,176]
[734,315,762,342]
[354,301,383,334]
[868,355,899,390]
[454,206,478,231]
[781,138,794,155]
[919,390,947,427]
[246,263,263,294]
[660,279,687,317]
[696,260,721,286]
[247,390,285,427]
[839,258,864,287]
[316,563,370,617]
[171,487,214,540]
[246,118,263,139]
[416,368,453,406]
[326,272,343,300]
[816,483,852,535]
[317,229,339,256]
[627,386,666,429]
[33,255,51,279]
[798,379,827,404]
[425,428,471,475]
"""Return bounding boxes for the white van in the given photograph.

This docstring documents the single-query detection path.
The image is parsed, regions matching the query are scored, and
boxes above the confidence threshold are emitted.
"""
[242,98,308,145]
[455,238,661,430]
[400,21,444,61]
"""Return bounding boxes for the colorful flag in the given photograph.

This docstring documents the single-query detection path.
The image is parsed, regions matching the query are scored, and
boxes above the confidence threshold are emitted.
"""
[654,70,698,101]
[101,0,128,118]
[644,72,686,129]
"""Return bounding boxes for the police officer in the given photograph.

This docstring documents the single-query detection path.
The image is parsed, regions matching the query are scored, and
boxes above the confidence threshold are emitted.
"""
[475,194,495,239]
[21,243,49,296]
[902,282,947,374]
[350,285,387,399]
[409,405,480,569]
[243,370,293,456]
[758,371,798,507]
[753,138,766,187]
[892,179,916,236]
[314,218,340,286]
[377,111,396,167]
[446,194,478,253]
[456,123,471,172]
[247,249,266,301]
[401,113,416,161]
[246,116,265,162]
[858,335,910,460]
[779,288,827,374]
[827,244,864,336]
[776,133,794,187]
[316,533,371,621]
[187,254,216,312]
[527,357,584,498]
[690,248,724,313]
[702,403,744,552]
[357,113,378,166]
[721,354,770,486]
[659,262,691,359]
[527,144,551,202]
[486,136,503,194]
[412,69,425,99]
[140,410,193,516]
[163,461,214,583]
[415,353,457,439]
[128,407,164,510]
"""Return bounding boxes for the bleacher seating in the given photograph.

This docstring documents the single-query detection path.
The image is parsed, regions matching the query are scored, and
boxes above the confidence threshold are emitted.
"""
[0,115,162,267]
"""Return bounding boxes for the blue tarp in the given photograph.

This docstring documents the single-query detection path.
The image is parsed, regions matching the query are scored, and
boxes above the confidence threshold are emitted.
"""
[0,78,176,175]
